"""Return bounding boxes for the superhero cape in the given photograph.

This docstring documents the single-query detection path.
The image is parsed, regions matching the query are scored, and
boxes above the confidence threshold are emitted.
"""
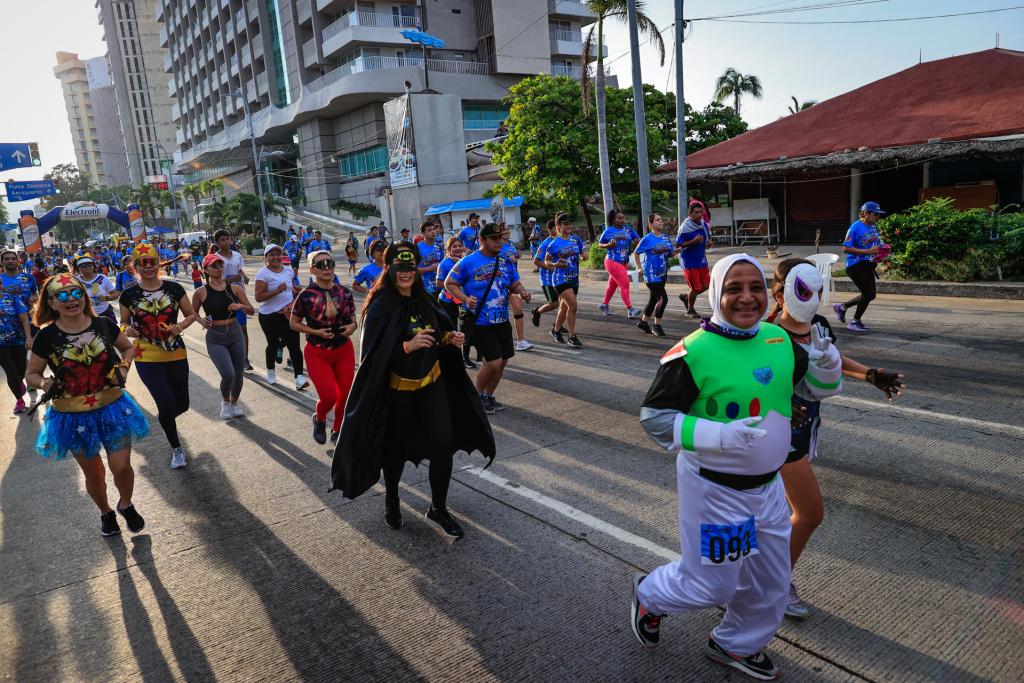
[330,287,495,499]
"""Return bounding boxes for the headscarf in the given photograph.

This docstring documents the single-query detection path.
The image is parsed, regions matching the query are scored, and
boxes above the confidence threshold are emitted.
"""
[708,253,767,337]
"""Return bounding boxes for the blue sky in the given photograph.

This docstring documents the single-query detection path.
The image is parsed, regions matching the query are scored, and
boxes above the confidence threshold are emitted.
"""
[2,0,1021,218]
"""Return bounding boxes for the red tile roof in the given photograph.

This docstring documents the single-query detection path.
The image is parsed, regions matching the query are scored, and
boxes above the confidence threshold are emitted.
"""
[661,49,1024,172]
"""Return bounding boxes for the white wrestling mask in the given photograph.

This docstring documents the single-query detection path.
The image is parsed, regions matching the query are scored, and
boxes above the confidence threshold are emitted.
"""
[784,263,824,323]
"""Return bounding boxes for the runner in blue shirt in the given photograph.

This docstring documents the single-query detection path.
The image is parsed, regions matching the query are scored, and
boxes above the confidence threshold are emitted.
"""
[835,201,885,332]
[597,209,641,318]
[306,231,331,255]
[676,201,713,318]
[544,212,584,347]
[456,213,481,253]
[416,222,444,298]
[530,220,561,332]
[2,251,39,311]
[444,222,531,414]
[285,236,303,279]
[363,226,379,259]
[352,240,385,293]
[633,213,678,337]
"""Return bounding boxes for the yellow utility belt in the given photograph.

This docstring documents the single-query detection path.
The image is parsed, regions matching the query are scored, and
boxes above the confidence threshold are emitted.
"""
[53,387,123,413]
[389,361,441,392]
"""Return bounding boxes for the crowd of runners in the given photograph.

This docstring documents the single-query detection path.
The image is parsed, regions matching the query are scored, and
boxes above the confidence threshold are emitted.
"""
[2,198,903,679]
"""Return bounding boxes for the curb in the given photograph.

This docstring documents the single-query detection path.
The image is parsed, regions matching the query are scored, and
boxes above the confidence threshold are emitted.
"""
[578,269,1023,300]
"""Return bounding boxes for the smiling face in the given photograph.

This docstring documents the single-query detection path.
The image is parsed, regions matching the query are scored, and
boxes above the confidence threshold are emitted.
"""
[137,257,160,280]
[77,262,96,278]
[448,240,464,259]
[52,286,86,316]
[265,248,283,268]
[720,262,767,330]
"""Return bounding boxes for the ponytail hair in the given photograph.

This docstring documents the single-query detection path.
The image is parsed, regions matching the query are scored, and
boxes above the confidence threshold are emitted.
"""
[606,208,621,226]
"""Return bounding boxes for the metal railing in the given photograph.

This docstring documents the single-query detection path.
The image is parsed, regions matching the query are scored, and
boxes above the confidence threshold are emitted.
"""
[425,58,489,76]
[551,64,582,79]
[302,39,318,67]
[323,10,419,41]
[550,28,582,43]
[308,55,489,91]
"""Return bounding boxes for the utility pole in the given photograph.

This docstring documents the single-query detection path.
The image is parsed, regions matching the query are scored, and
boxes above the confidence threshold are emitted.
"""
[675,0,688,220]
[626,0,652,229]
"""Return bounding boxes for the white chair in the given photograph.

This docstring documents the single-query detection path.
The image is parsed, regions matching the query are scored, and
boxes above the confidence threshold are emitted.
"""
[805,253,840,306]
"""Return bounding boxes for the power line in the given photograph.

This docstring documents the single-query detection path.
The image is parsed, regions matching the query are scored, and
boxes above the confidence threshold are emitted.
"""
[698,4,1024,24]
[690,0,890,21]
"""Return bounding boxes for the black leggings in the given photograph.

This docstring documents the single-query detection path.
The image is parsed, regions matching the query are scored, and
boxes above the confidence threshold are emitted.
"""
[258,312,304,374]
[643,281,668,319]
[136,359,190,448]
[383,454,454,509]
[843,261,877,320]
[0,346,27,399]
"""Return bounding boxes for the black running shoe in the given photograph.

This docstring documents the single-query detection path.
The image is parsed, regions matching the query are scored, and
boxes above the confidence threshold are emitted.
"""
[488,396,504,411]
[567,335,583,348]
[531,307,541,327]
[463,357,478,370]
[480,395,495,415]
[630,573,663,649]
[100,510,121,537]
[275,347,283,364]
[329,431,340,446]
[312,414,327,444]
[426,505,464,538]
[678,292,686,303]
[116,503,145,533]
[550,329,566,344]
[384,495,403,530]
[685,309,700,319]
[636,320,652,334]
[244,361,254,372]
[704,638,780,680]
[652,324,666,337]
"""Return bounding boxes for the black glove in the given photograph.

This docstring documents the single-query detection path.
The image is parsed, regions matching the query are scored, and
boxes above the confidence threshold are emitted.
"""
[866,368,904,400]
[791,396,810,429]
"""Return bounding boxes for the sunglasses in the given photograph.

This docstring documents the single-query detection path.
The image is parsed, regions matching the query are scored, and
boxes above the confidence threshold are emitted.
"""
[313,259,336,270]
[139,258,158,268]
[53,288,86,302]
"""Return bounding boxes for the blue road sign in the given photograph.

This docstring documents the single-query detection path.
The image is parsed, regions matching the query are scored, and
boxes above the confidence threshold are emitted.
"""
[0,142,41,171]
[4,179,56,202]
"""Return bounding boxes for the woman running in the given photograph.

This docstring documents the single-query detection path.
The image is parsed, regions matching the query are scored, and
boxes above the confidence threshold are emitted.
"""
[73,254,118,325]
[633,213,678,337]
[291,250,357,446]
[0,258,32,414]
[119,242,196,470]
[352,240,386,294]
[436,237,475,369]
[767,258,905,619]
[192,253,256,419]
[598,209,640,318]
[254,244,308,391]
[544,212,583,347]
[331,241,494,538]
[27,273,148,536]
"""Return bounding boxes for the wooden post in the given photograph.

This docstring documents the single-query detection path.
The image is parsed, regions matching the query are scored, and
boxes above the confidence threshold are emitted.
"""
[814,228,821,254]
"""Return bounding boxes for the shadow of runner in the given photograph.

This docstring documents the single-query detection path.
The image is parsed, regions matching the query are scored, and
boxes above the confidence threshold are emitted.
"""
[137,451,420,680]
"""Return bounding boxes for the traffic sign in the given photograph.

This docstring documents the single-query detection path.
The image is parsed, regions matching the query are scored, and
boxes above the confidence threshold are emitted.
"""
[0,142,41,171]
[4,179,56,202]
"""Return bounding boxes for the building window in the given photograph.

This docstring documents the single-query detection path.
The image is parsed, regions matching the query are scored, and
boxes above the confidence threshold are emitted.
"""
[338,145,387,179]
[463,104,510,130]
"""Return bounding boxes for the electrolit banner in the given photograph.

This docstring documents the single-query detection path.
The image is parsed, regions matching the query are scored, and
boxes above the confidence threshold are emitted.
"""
[384,94,417,189]
[18,201,147,252]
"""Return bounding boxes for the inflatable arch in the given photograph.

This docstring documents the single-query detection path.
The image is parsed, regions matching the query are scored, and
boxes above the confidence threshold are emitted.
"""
[18,201,148,253]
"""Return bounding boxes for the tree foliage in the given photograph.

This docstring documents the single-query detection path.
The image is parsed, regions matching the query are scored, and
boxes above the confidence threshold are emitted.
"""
[713,67,763,118]
[788,96,816,114]
[685,102,749,154]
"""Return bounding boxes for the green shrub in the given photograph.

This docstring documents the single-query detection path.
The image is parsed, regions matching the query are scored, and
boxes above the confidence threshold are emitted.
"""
[587,243,607,269]
[239,234,263,255]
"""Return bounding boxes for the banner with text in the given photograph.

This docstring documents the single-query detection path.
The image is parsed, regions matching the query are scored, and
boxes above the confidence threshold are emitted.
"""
[383,94,418,189]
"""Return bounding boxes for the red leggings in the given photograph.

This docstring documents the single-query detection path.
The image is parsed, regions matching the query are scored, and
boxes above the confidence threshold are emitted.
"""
[304,342,355,432]
[603,259,633,308]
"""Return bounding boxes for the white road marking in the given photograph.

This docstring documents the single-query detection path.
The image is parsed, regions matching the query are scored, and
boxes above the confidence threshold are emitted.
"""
[831,396,1024,439]
[462,466,681,563]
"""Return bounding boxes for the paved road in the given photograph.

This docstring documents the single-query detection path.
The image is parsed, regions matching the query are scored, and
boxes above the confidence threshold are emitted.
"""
[2,270,1022,682]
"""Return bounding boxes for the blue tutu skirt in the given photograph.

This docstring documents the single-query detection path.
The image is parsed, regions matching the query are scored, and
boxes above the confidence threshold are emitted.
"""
[35,391,149,461]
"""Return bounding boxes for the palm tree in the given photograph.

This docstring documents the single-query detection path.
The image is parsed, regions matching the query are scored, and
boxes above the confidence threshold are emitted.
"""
[713,67,763,118]
[131,183,158,222]
[787,96,817,114]
[180,183,203,228]
[199,178,225,200]
[582,0,665,217]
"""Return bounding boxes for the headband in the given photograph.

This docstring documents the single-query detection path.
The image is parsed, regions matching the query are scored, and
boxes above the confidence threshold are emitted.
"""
[131,242,159,262]
[47,274,82,295]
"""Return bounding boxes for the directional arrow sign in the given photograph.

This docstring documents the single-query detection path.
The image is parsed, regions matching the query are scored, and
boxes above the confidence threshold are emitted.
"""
[0,143,40,171]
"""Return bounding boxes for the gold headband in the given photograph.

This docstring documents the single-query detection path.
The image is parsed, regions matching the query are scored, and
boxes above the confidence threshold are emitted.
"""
[47,274,81,295]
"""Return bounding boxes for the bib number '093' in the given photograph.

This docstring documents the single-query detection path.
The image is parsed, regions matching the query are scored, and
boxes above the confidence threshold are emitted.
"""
[700,516,759,565]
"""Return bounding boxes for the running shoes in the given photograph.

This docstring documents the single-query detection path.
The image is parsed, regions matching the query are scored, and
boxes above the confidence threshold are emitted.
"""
[312,414,327,444]
[627,307,641,318]
[117,503,145,533]
[515,339,534,351]
[630,573,663,649]
[832,302,847,323]
[531,307,541,327]
[567,335,583,348]
[704,637,780,680]
[636,320,652,334]
[170,447,187,469]
[266,369,277,385]
[100,510,121,537]
[598,303,611,316]
[426,505,464,538]
[785,583,810,619]
[550,329,566,344]
[651,324,666,337]
[847,319,868,332]
[13,398,26,414]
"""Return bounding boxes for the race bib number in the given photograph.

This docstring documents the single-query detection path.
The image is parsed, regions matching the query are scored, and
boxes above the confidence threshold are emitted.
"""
[700,516,759,565]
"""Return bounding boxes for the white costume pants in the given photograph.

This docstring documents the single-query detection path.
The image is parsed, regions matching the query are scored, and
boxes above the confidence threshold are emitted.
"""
[637,454,792,656]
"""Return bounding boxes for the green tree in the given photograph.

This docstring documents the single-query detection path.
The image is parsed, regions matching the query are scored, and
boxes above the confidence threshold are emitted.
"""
[713,67,763,118]
[40,164,95,210]
[203,196,231,229]
[199,178,225,200]
[0,197,8,225]
[787,96,816,114]
[131,183,159,221]
[685,102,749,154]
[582,0,665,216]
[181,183,203,227]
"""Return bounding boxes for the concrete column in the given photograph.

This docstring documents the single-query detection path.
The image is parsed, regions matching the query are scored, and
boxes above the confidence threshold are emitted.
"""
[850,167,862,222]
[297,119,338,214]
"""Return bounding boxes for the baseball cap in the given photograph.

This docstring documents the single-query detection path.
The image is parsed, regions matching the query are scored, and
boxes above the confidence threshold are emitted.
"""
[860,201,887,214]
[74,254,95,266]
[202,253,224,269]
[528,217,537,223]
[479,223,502,240]
[263,243,283,255]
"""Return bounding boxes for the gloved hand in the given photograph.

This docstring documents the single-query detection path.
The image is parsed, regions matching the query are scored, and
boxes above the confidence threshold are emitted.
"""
[808,325,841,371]
[866,368,905,401]
[720,417,767,452]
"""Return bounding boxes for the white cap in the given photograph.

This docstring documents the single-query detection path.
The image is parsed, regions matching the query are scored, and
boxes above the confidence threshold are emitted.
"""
[263,243,283,255]
[528,217,537,222]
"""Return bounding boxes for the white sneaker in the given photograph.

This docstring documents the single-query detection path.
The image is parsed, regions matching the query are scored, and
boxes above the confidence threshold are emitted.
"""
[230,402,245,418]
[296,374,310,391]
[515,339,533,351]
[220,401,233,419]
[170,447,187,469]
[266,369,277,385]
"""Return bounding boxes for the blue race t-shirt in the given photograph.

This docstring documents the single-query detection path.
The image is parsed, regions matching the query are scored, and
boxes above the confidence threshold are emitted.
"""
[843,220,880,268]
[635,232,675,283]
[285,240,302,263]
[536,236,555,287]
[418,240,444,295]
[353,262,382,290]
[546,236,581,286]
[307,238,331,255]
[676,218,710,270]
[457,226,479,253]
[499,243,521,275]
[0,291,29,346]
[599,226,640,264]
[568,235,584,282]
[447,250,520,325]
[436,256,458,303]
[2,272,38,308]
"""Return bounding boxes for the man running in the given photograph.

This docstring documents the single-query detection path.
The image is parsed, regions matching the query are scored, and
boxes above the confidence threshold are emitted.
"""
[834,201,884,332]
[677,201,712,318]
[527,217,542,271]
[416,221,444,299]
[457,213,481,253]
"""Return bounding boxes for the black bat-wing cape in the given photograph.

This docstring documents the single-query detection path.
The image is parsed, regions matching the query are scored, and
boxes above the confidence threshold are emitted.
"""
[330,287,495,499]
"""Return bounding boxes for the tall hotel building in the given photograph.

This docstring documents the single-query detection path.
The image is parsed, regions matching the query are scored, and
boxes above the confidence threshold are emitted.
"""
[156,0,603,218]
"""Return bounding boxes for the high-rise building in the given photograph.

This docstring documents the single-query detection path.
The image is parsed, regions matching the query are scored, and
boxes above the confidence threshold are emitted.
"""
[157,0,603,219]
[86,57,133,187]
[96,0,178,184]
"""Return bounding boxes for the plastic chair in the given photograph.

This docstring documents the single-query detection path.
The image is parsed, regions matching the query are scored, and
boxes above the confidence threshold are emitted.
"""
[806,253,839,306]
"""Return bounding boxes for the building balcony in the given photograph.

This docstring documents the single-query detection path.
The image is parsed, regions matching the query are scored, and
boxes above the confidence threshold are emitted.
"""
[176,129,186,145]
[297,1,312,26]
[242,48,252,68]
[253,40,264,60]
[164,52,173,73]
[159,25,168,48]
[426,58,489,76]
[321,11,419,59]
[308,54,410,91]
[316,0,346,14]
[246,0,258,21]
[302,38,321,69]
[549,29,606,58]
[551,64,581,79]
[548,0,596,22]
[168,76,177,97]
[171,103,181,122]
[257,72,268,95]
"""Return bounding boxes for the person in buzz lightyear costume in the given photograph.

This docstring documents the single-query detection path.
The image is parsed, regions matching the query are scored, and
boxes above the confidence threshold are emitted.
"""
[628,253,844,681]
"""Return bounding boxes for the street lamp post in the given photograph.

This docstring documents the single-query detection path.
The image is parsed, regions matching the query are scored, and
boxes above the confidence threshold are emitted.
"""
[219,89,269,243]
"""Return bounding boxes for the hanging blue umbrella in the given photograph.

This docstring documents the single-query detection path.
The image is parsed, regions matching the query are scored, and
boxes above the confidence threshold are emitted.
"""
[401,29,445,49]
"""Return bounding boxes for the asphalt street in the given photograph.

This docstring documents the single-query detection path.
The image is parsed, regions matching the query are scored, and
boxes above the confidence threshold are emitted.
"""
[2,265,1022,682]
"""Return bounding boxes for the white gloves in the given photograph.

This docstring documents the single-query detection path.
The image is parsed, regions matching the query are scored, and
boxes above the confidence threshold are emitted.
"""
[691,415,767,455]
[808,325,841,371]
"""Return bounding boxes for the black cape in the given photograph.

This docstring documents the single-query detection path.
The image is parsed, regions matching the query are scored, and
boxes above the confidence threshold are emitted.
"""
[330,288,495,498]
